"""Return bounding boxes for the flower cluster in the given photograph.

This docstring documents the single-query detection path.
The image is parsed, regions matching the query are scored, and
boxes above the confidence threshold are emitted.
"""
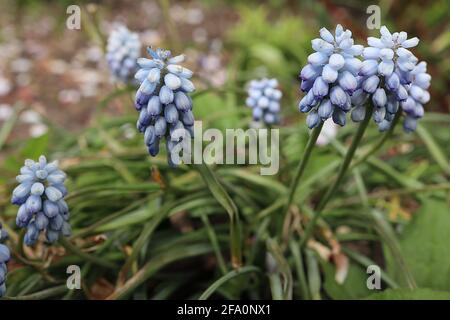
[299,24,363,128]
[401,61,431,132]
[353,26,429,132]
[134,47,195,166]
[106,25,142,83]
[0,223,9,297]
[11,156,71,246]
[299,25,431,132]
[246,78,282,125]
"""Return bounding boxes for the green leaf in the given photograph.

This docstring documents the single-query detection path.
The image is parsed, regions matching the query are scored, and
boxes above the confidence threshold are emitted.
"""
[195,163,242,267]
[416,124,450,175]
[385,198,450,290]
[367,288,450,300]
[198,266,260,300]
[321,261,372,300]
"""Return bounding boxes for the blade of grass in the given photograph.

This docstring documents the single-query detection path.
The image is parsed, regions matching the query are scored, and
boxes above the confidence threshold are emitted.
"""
[108,243,212,300]
[416,124,450,175]
[198,266,260,300]
[195,163,242,268]
[200,213,228,275]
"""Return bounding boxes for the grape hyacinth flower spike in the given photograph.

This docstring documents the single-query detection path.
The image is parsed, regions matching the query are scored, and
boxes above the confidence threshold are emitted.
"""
[299,24,363,128]
[401,61,431,132]
[11,156,71,246]
[134,47,195,166]
[246,78,282,125]
[106,25,142,83]
[353,26,429,132]
[0,223,9,297]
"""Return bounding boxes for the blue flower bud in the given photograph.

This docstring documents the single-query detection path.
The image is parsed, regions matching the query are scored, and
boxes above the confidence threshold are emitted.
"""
[144,125,156,146]
[154,117,167,137]
[147,96,162,116]
[180,78,195,92]
[0,244,10,263]
[300,64,319,81]
[174,91,192,111]
[403,116,417,132]
[43,200,59,218]
[306,110,320,129]
[26,195,42,214]
[362,75,380,93]
[351,106,366,122]
[49,214,64,231]
[312,76,329,98]
[322,64,338,83]
[332,108,346,126]
[378,119,391,132]
[373,106,386,123]
[359,59,378,76]
[372,88,387,107]
[139,79,157,95]
[396,85,408,101]
[181,110,195,126]
[378,61,394,76]
[164,104,179,124]
[330,86,348,109]
[16,204,32,228]
[147,68,161,83]
[386,96,399,114]
[328,54,345,70]
[308,52,328,66]
[338,71,357,94]
[318,99,333,119]
[164,73,181,90]
[138,108,152,127]
[46,229,59,243]
[148,138,160,156]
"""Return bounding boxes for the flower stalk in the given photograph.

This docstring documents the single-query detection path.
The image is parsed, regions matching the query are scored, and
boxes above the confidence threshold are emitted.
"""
[280,122,323,238]
[300,103,374,247]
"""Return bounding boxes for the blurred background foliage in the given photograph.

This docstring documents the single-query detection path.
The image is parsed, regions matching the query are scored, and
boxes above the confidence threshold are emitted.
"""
[0,0,449,300]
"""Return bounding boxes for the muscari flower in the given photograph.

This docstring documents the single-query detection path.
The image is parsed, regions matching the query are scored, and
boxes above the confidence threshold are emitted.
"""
[299,24,363,128]
[401,61,431,132]
[106,25,142,83]
[353,26,428,132]
[0,223,9,297]
[246,78,282,125]
[11,156,71,246]
[134,47,195,166]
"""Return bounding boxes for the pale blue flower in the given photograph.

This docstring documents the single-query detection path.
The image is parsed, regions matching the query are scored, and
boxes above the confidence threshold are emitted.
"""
[134,47,195,165]
[0,223,9,297]
[246,78,282,125]
[12,156,71,246]
[299,24,363,128]
[354,26,429,132]
[106,25,141,83]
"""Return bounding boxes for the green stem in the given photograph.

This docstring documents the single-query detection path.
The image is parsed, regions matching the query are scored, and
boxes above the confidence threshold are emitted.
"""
[351,109,401,168]
[279,122,324,237]
[300,104,374,247]
[198,266,260,300]
[290,240,310,299]
[3,285,67,300]
[201,213,228,275]
[158,0,181,52]
[59,237,117,269]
